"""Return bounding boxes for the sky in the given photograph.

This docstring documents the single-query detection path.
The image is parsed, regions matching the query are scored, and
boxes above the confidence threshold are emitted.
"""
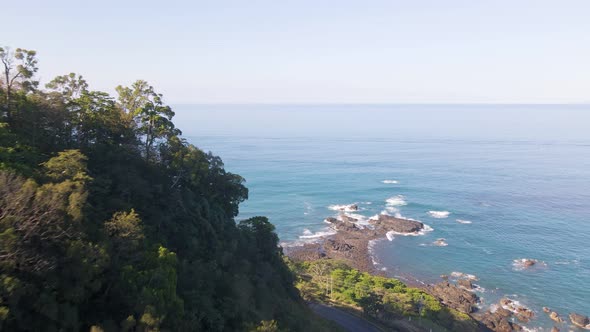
[4,0,590,104]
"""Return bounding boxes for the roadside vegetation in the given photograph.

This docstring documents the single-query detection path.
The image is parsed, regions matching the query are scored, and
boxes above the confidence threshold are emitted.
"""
[287,258,481,332]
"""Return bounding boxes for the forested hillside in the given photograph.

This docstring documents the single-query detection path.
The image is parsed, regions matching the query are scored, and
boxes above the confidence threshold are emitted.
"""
[0,47,334,331]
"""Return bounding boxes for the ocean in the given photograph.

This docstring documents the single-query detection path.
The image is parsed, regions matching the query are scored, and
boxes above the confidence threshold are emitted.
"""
[179,104,590,330]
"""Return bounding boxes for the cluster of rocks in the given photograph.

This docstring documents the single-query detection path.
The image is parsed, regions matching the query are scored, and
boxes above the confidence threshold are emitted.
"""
[287,213,428,273]
[287,210,589,332]
[427,281,479,314]
[478,306,523,332]
[324,217,363,234]
[543,307,564,324]
[499,298,534,323]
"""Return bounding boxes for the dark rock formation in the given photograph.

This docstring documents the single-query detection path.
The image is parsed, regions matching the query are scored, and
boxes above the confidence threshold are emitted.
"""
[523,259,536,267]
[428,281,479,313]
[325,238,355,253]
[325,217,362,233]
[569,313,590,330]
[372,214,424,233]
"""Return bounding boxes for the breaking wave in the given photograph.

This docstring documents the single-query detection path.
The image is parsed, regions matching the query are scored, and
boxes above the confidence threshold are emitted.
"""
[298,228,336,239]
[328,203,358,212]
[450,271,479,281]
[382,179,399,184]
[386,195,407,206]
[428,210,450,218]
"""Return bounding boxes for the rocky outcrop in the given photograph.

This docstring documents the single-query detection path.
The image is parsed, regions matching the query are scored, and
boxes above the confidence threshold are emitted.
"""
[550,327,559,332]
[433,238,448,246]
[500,298,534,323]
[569,313,590,330]
[325,217,363,233]
[457,278,473,289]
[523,259,536,267]
[325,238,355,253]
[428,281,479,313]
[478,309,523,332]
[549,311,563,323]
[372,214,424,233]
[339,214,358,223]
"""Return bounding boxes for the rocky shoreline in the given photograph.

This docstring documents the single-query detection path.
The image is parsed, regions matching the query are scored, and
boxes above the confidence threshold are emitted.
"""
[286,213,425,273]
[285,211,589,332]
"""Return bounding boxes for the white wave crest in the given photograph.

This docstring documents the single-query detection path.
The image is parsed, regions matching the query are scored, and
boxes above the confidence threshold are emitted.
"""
[450,271,479,281]
[521,328,540,332]
[428,210,450,218]
[387,223,434,237]
[328,203,359,212]
[299,228,337,239]
[385,206,399,214]
[501,298,531,315]
[456,219,472,224]
[382,180,399,184]
[386,231,395,241]
[472,284,486,293]
[386,195,407,206]
[512,258,547,271]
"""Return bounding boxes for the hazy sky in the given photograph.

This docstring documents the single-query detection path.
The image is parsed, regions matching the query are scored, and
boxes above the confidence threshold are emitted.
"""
[4,0,590,103]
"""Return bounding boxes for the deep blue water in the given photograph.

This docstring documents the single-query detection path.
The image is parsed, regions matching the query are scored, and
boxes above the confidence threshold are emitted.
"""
[183,104,590,330]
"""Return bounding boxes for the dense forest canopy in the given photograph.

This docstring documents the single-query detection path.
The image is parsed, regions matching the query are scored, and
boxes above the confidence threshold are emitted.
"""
[0,46,332,331]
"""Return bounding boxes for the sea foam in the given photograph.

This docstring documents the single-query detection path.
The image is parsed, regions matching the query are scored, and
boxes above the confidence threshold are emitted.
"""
[298,228,336,239]
[450,271,479,281]
[456,219,472,224]
[328,203,358,212]
[382,179,399,184]
[428,210,450,218]
[386,195,407,206]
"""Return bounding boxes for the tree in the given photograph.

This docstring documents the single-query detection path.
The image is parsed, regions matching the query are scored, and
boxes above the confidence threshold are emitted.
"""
[70,91,135,148]
[115,79,153,114]
[135,93,180,162]
[115,80,180,161]
[46,73,88,100]
[0,47,38,120]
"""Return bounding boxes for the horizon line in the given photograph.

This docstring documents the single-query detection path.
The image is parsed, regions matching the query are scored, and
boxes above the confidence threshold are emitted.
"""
[170,101,590,106]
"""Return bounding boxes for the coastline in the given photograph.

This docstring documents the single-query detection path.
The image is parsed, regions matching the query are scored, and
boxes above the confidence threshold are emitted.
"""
[283,211,575,332]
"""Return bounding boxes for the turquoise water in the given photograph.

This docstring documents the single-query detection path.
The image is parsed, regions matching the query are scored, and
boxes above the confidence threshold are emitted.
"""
[184,104,590,330]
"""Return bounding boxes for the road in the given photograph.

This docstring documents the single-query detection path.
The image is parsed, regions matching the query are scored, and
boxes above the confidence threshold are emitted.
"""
[308,303,385,332]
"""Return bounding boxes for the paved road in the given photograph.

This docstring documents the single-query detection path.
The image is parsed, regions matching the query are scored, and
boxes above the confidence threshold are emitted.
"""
[308,303,384,332]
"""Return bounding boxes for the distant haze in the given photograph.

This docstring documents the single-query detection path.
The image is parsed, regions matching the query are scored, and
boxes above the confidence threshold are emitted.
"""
[175,104,590,141]
[5,0,590,104]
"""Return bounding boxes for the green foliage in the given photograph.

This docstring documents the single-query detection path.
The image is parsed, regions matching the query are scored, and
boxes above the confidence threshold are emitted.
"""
[45,73,88,100]
[249,320,280,332]
[290,259,480,332]
[0,46,335,332]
